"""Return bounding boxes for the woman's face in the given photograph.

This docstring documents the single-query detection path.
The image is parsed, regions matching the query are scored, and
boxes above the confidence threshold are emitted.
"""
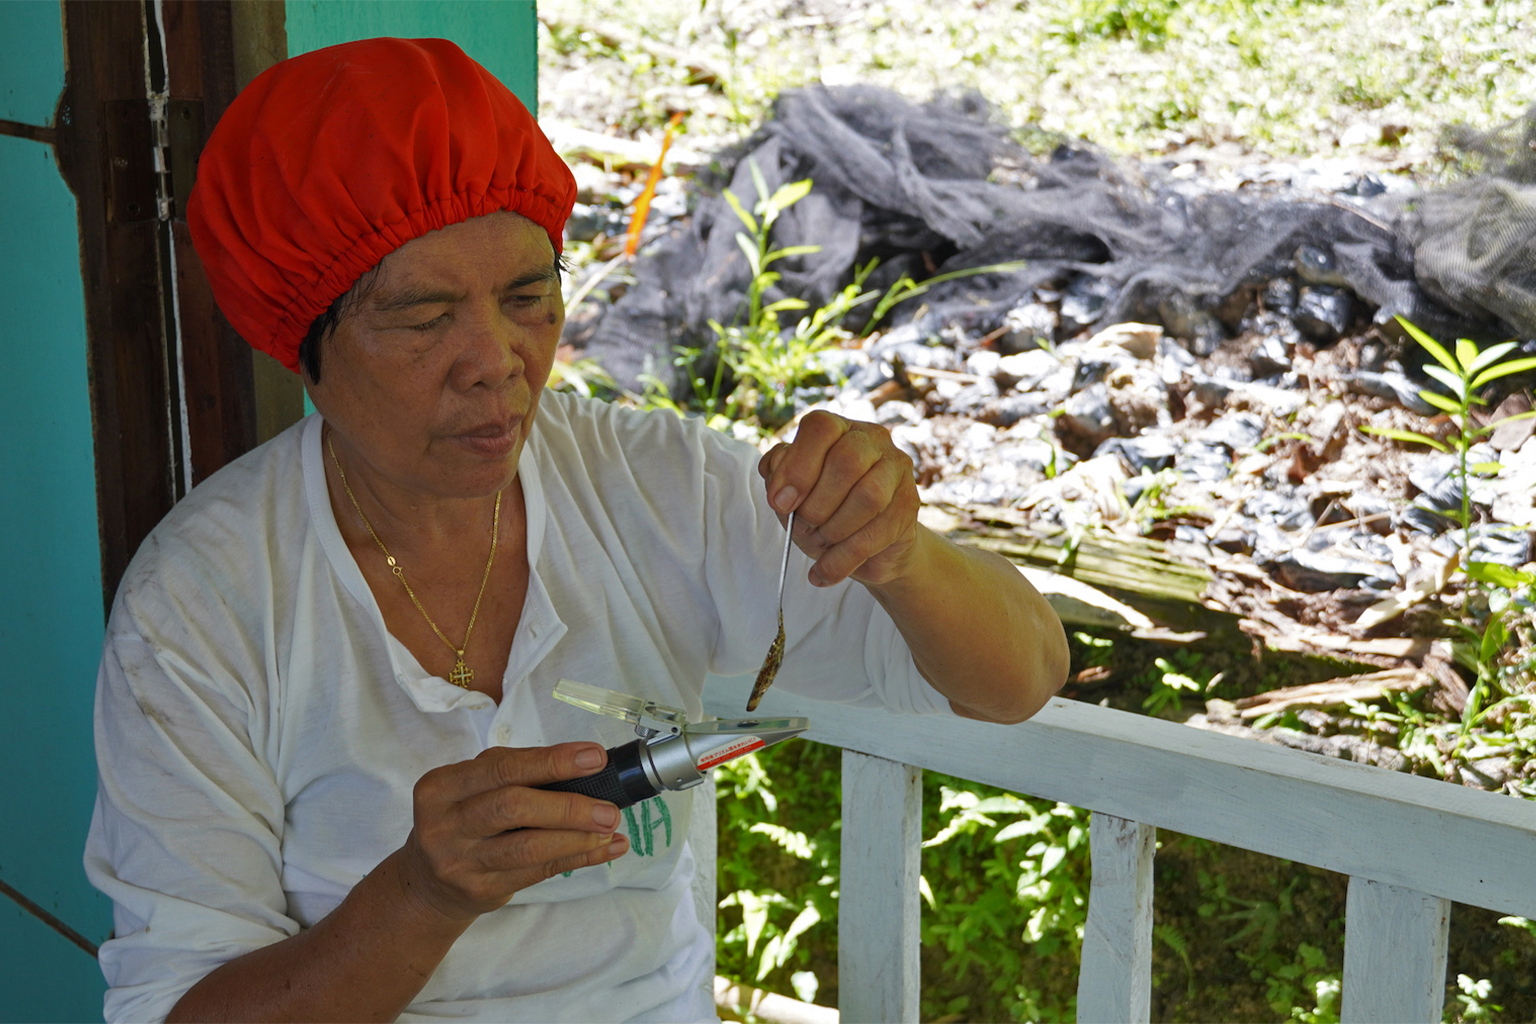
[306,211,564,500]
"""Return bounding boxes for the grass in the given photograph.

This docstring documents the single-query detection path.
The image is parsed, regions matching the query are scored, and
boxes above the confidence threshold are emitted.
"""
[539,0,1536,169]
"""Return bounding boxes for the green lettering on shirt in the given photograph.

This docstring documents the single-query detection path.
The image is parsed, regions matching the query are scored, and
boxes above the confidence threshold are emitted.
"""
[621,796,674,856]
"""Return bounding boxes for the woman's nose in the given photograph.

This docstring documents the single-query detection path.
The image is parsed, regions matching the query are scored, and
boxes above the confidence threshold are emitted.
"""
[453,309,525,389]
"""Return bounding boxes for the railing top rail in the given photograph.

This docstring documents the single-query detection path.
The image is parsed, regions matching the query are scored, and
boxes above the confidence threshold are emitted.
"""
[706,679,1536,917]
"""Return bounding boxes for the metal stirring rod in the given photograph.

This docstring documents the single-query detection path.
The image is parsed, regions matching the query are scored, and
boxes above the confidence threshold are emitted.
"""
[745,510,794,712]
[775,509,795,607]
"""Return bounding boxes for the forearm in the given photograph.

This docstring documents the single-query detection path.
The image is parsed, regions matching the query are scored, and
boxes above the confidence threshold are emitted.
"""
[166,848,471,1023]
[866,526,1069,723]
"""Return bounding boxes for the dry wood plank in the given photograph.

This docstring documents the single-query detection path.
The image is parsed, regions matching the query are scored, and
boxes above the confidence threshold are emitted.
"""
[955,532,1213,622]
[936,504,1447,675]
[839,750,921,1024]
[714,977,838,1024]
[1341,877,1450,1023]
[1251,626,1447,662]
[1232,669,1431,718]
[929,505,1214,619]
[1077,814,1155,1023]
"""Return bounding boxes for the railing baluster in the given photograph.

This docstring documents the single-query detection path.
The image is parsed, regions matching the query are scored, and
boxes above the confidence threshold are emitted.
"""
[839,750,922,1024]
[1342,876,1451,1023]
[692,786,719,1012]
[1077,812,1156,1024]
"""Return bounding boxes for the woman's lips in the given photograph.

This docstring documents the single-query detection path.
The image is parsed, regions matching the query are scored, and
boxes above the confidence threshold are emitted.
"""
[450,418,520,458]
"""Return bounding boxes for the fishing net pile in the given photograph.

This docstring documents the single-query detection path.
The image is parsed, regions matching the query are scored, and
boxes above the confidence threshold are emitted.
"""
[580,86,1536,394]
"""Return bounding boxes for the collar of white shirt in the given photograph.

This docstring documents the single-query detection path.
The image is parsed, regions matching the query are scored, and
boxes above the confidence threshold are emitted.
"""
[301,414,570,715]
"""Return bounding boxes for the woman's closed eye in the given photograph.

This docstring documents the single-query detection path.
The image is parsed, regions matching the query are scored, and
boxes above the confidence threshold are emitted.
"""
[502,291,558,324]
[407,313,450,332]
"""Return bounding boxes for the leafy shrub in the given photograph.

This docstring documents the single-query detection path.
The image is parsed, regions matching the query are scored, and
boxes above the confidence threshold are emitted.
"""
[714,740,1534,1021]
[715,740,842,1004]
[714,739,1093,1021]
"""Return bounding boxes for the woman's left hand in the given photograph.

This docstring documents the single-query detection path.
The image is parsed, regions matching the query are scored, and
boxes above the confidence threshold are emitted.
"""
[757,410,920,589]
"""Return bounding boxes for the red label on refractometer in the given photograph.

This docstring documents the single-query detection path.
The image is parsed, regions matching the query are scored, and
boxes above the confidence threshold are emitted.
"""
[696,737,766,771]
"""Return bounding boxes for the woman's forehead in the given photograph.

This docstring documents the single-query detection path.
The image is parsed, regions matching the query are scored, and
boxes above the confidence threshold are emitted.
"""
[367,213,556,295]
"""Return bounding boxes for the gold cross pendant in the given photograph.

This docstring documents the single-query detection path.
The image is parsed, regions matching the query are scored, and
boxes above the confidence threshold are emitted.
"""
[448,655,475,689]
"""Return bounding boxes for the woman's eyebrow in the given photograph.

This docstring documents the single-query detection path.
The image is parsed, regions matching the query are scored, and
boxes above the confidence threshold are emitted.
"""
[500,265,560,292]
[368,286,463,313]
[367,264,557,312]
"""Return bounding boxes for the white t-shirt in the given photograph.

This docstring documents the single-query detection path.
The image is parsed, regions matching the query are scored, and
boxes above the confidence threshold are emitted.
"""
[85,391,947,1023]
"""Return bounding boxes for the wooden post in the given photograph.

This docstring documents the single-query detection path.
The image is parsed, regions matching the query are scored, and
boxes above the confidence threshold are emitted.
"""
[1342,876,1450,1023]
[839,750,921,1024]
[1077,813,1156,1023]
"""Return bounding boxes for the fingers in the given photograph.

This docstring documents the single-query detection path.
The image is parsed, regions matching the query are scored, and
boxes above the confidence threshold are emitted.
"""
[403,825,630,916]
[759,410,852,514]
[403,743,631,919]
[812,452,914,550]
[415,743,620,842]
[458,781,621,837]
[482,828,631,881]
[423,742,606,804]
[757,411,919,587]
[807,467,920,587]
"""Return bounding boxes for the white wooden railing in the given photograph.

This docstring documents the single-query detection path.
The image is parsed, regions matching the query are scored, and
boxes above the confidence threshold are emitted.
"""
[700,676,1536,1024]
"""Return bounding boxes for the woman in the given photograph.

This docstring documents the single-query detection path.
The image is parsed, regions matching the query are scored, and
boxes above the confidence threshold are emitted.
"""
[85,38,1067,1023]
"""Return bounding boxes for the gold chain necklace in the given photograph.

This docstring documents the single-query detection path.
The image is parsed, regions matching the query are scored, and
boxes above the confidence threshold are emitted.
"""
[327,434,500,689]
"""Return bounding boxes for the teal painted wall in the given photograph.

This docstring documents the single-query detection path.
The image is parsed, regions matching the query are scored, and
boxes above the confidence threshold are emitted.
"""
[0,136,110,936]
[0,0,63,125]
[285,0,539,110]
[0,4,113,1022]
[0,904,105,1024]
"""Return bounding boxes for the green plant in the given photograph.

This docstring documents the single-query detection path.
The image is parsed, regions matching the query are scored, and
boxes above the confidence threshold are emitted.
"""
[1153,922,1196,999]
[921,788,1091,1022]
[675,162,822,426]
[661,164,1026,436]
[1141,656,1221,718]
[713,738,1096,1022]
[1450,563,1536,741]
[713,743,841,1000]
[546,356,618,399]
[1255,430,1316,453]
[1127,467,1211,536]
[1452,974,1502,1022]
[1362,318,1536,574]
[1073,630,1115,669]
[1194,868,1344,1022]
[1361,317,1536,738]
[542,0,1536,170]
[1049,0,1184,50]
[1273,948,1340,1024]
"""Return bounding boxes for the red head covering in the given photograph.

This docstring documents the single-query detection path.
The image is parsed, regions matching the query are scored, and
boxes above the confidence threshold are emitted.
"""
[187,37,576,372]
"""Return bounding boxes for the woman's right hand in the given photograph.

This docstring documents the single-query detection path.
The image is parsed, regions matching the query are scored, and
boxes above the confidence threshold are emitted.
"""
[397,742,630,921]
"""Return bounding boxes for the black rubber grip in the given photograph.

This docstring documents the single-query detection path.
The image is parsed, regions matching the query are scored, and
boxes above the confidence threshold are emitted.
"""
[537,739,658,809]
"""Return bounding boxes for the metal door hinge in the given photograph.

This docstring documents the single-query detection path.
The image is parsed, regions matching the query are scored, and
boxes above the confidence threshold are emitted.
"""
[102,97,203,224]
[164,99,204,222]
